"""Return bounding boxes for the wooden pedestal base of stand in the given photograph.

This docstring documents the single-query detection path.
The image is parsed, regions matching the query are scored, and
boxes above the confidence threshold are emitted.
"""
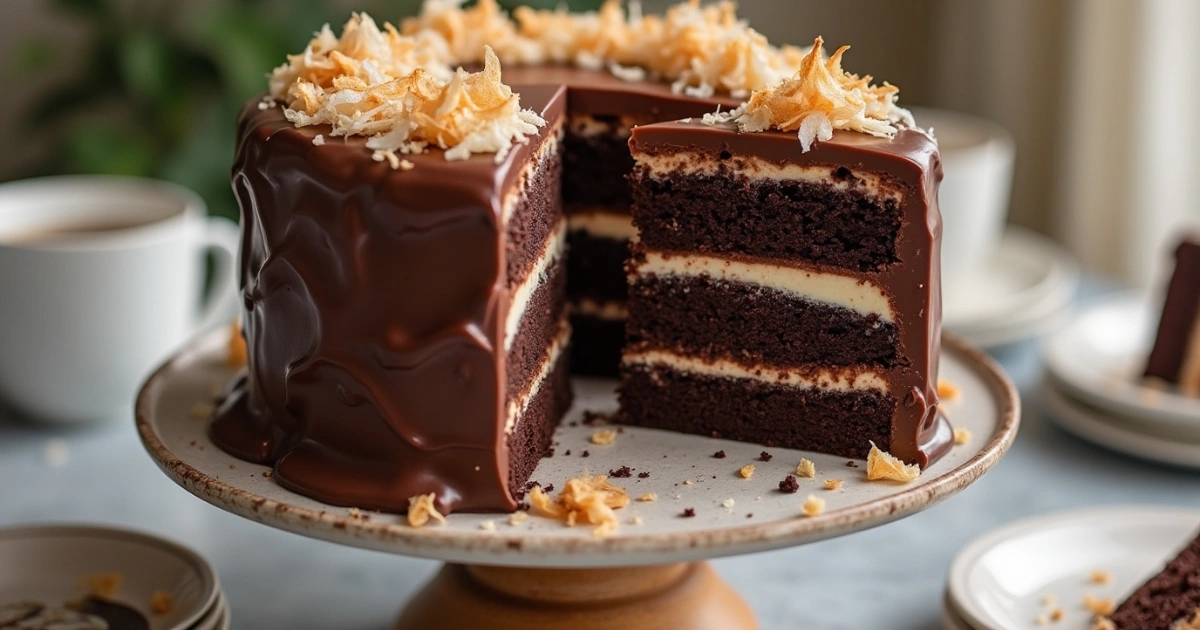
[394,562,756,630]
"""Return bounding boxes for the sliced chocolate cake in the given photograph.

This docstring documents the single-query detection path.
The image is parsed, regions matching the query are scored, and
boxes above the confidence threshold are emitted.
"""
[1145,239,1200,396]
[620,40,950,465]
[1109,528,1200,629]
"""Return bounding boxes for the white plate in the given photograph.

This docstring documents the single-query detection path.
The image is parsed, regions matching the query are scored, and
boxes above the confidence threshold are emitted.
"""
[189,590,225,630]
[943,227,1079,346]
[0,525,219,630]
[1043,294,1200,429]
[948,506,1200,630]
[1039,381,1200,470]
[136,329,1018,568]
[943,591,981,630]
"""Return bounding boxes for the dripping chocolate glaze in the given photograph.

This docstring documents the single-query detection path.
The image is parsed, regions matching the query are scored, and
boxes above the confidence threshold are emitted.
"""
[212,70,737,514]
[628,121,951,466]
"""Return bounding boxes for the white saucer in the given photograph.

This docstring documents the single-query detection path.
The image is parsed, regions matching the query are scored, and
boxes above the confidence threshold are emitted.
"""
[1039,381,1200,470]
[948,506,1200,630]
[1043,293,1200,429]
[943,228,1080,348]
[190,590,226,630]
[0,524,220,630]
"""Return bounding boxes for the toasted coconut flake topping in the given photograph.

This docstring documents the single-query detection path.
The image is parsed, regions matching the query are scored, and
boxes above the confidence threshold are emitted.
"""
[801,494,825,517]
[1082,593,1114,617]
[796,458,816,478]
[271,14,545,164]
[529,475,630,537]
[706,36,913,152]
[866,442,921,483]
[407,493,446,527]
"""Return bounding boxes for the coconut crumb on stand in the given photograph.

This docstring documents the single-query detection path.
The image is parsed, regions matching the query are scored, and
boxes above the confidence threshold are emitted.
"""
[865,442,921,483]
[529,475,629,537]
[407,493,446,527]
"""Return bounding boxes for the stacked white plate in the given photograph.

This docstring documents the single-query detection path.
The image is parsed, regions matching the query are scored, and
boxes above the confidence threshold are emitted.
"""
[0,525,228,629]
[942,506,1200,629]
[1041,293,1200,469]
[943,227,1080,349]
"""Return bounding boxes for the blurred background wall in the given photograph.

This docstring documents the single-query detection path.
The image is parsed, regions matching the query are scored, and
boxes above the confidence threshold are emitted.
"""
[2,0,1198,285]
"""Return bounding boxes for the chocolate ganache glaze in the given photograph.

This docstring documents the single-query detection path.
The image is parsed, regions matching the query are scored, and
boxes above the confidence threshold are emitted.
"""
[628,121,951,466]
[213,85,567,514]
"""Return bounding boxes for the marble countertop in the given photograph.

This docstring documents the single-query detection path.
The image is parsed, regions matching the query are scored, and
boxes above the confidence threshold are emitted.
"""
[3,288,1199,630]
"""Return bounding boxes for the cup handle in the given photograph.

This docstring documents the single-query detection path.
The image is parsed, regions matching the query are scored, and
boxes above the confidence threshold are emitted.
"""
[195,216,240,333]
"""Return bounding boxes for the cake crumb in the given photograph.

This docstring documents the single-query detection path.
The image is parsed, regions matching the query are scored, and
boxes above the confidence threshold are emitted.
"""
[937,379,960,399]
[824,479,844,490]
[1050,608,1064,622]
[1035,613,1049,626]
[800,494,825,517]
[682,508,696,518]
[739,464,755,479]
[1088,570,1112,585]
[312,134,325,146]
[721,498,735,512]
[759,451,773,462]
[508,511,528,525]
[1175,609,1200,630]
[629,516,643,525]
[1082,593,1114,616]
[953,427,971,445]
[639,492,657,502]
[82,573,122,598]
[590,429,617,445]
[713,450,727,459]
[637,471,650,478]
[866,442,921,483]
[529,475,629,537]
[683,479,693,485]
[796,458,816,478]
[44,439,69,468]
[407,493,446,528]
[1091,618,1115,630]
[778,475,799,493]
[608,466,633,478]
[479,519,496,531]
[1041,594,1058,608]
[189,403,212,420]
[149,591,174,615]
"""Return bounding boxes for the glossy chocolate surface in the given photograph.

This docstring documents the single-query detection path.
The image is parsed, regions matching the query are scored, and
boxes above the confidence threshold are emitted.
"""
[628,121,950,466]
[212,86,566,513]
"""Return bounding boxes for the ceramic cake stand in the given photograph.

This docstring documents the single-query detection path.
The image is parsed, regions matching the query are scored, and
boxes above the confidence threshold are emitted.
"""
[136,330,1019,629]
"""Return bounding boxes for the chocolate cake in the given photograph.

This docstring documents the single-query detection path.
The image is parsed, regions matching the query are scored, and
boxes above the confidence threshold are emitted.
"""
[619,45,950,465]
[1109,528,1200,629]
[1145,239,1200,396]
[211,1,947,514]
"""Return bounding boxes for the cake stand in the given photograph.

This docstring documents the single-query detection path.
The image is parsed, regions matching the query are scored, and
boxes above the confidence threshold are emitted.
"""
[136,330,1018,629]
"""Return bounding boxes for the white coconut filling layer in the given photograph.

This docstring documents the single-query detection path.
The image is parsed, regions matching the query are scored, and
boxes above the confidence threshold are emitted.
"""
[635,251,894,322]
[634,151,903,205]
[504,221,567,351]
[623,350,890,393]
[567,211,637,240]
[505,321,570,435]
[571,298,628,321]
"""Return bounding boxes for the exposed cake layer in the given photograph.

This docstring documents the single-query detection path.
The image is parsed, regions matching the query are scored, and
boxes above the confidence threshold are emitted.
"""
[619,362,895,459]
[626,121,946,467]
[506,317,571,435]
[567,209,638,240]
[630,157,904,273]
[504,129,564,286]
[1111,529,1200,629]
[566,228,630,305]
[569,313,625,377]
[627,269,899,369]
[213,85,569,513]
[562,114,644,210]
[504,221,567,352]
[505,251,567,402]
[506,344,572,501]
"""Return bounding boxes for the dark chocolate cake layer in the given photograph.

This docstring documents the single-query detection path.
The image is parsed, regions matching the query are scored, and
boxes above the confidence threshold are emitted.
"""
[566,228,630,304]
[505,138,564,287]
[1111,530,1200,629]
[212,85,569,513]
[625,122,947,467]
[627,270,900,369]
[562,114,644,211]
[620,363,896,458]
[506,254,568,402]
[1145,239,1200,391]
[569,314,625,377]
[507,335,573,500]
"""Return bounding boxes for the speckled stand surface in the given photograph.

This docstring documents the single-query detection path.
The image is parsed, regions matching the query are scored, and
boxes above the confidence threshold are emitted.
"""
[114,326,1015,629]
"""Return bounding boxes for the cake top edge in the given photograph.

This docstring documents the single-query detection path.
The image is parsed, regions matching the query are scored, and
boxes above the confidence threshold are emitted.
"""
[699,37,919,152]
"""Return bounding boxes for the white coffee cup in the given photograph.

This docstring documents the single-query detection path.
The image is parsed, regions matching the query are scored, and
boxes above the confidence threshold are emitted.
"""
[910,107,1016,289]
[0,176,238,424]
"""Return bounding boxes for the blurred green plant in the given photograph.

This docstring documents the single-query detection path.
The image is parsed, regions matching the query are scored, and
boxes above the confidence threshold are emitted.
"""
[9,0,602,220]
